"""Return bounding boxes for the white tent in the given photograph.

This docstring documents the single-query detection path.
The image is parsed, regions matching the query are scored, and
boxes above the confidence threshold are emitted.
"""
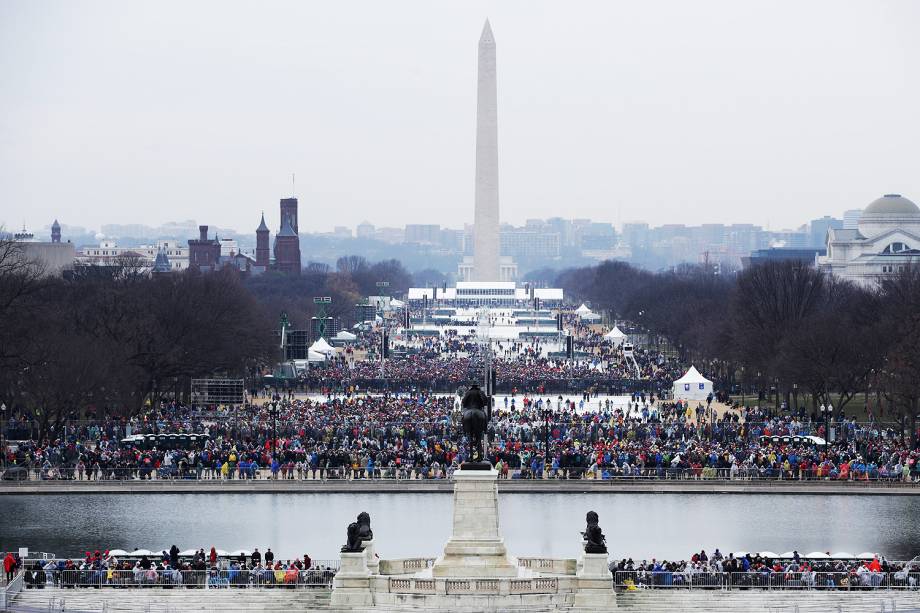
[309,337,335,355]
[575,303,592,315]
[307,349,326,362]
[334,330,357,341]
[389,298,406,308]
[672,365,713,401]
[604,326,627,346]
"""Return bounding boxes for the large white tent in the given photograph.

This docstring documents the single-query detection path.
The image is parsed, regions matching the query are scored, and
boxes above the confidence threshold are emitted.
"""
[672,365,713,401]
[604,326,627,346]
[575,303,592,315]
[334,330,357,341]
[309,338,335,355]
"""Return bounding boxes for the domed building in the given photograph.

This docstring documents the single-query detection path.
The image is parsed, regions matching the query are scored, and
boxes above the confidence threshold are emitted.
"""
[818,194,920,286]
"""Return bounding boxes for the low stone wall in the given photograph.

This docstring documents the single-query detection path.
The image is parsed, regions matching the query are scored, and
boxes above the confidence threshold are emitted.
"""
[518,557,577,575]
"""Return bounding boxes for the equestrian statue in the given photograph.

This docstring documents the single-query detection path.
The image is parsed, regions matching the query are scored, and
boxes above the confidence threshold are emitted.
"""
[461,383,492,468]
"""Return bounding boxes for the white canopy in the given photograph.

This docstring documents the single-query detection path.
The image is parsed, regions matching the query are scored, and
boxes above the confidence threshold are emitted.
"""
[575,303,592,314]
[604,326,627,346]
[177,549,198,557]
[309,337,335,355]
[130,549,154,556]
[389,298,405,308]
[334,330,357,341]
[805,552,830,559]
[672,365,713,401]
[228,550,251,557]
[107,549,130,557]
[307,349,326,362]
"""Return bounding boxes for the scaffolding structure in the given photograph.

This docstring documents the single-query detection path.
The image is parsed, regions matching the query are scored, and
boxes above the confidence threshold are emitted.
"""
[190,378,245,405]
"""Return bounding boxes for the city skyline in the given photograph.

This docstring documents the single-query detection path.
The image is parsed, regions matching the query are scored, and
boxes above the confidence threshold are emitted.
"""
[2,1,919,234]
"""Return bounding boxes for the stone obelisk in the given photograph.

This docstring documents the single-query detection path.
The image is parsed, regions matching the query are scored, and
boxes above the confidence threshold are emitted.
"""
[473,19,501,282]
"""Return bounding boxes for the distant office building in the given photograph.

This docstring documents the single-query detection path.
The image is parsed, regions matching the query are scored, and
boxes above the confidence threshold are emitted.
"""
[405,224,442,245]
[809,216,843,248]
[843,209,862,230]
[356,221,375,239]
[375,227,405,244]
[79,239,188,271]
[818,194,920,286]
[500,228,561,259]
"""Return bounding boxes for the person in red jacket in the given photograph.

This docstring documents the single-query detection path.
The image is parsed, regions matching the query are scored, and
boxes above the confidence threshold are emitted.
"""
[3,552,16,583]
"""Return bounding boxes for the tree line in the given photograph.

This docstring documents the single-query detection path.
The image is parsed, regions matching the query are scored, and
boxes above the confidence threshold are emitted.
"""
[558,259,920,441]
[0,243,422,442]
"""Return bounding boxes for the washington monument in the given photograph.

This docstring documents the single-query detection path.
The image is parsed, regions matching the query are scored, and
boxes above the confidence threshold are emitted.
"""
[472,19,500,282]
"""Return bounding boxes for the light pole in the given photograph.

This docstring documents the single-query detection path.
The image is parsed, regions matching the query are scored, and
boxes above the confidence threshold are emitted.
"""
[269,399,279,475]
[740,366,745,407]
[542,408,551,478]
[819,402,832,453]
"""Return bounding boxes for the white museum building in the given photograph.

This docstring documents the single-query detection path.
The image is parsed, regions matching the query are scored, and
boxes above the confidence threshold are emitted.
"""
[818,194,920,286]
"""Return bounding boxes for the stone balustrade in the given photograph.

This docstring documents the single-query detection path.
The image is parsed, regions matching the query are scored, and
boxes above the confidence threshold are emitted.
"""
[517,557,577,575]
[378,558,436,575]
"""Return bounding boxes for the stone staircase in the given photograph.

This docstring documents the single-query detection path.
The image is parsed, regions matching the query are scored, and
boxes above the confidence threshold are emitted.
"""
[9,586,331,612]
[616,590,920,612]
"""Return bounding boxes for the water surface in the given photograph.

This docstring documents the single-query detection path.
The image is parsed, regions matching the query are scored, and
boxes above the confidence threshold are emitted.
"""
[1,493,916,562]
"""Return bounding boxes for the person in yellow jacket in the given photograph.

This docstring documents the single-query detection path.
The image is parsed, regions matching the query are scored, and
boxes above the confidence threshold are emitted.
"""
[221,462,230,479]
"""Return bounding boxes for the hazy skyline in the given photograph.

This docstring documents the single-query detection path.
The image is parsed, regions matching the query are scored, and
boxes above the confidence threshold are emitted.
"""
[2,0,918,235]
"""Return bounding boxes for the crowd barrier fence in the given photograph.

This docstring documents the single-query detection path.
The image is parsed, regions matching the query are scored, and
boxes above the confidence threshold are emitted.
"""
[22,567,337,590]
[613,570,920,590]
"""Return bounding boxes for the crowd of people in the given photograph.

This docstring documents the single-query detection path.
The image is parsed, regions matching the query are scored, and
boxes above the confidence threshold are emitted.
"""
[613,549,919,590]
[4,388,919,484]
[291,331,683,394]
[5,546,335,589]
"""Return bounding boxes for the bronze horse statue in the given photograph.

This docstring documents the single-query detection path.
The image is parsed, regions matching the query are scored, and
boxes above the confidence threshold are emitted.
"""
[461,384,491,465]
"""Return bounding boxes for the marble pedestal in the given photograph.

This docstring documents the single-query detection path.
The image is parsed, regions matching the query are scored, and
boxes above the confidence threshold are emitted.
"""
[330,551,374,607]
[573,553,617,609]
[431,468,518,578]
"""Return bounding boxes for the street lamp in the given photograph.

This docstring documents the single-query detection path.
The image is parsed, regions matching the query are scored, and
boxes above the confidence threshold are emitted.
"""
[542,408,551,479]
[740,366,745,407]
[269,399,280,475]
[819,402,833,453]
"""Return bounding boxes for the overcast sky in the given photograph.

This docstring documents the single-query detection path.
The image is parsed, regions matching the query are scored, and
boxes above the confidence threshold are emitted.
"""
[1,0,918,236]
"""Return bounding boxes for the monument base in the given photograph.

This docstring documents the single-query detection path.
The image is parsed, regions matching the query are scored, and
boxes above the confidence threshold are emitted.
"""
[330,551,374,608]
[431,468,518,578]
[573,553,617,609]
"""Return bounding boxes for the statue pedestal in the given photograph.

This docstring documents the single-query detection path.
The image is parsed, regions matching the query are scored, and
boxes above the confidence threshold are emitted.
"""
[330,551,373,607]
[432,468,518,578]
[574,553,616,609]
